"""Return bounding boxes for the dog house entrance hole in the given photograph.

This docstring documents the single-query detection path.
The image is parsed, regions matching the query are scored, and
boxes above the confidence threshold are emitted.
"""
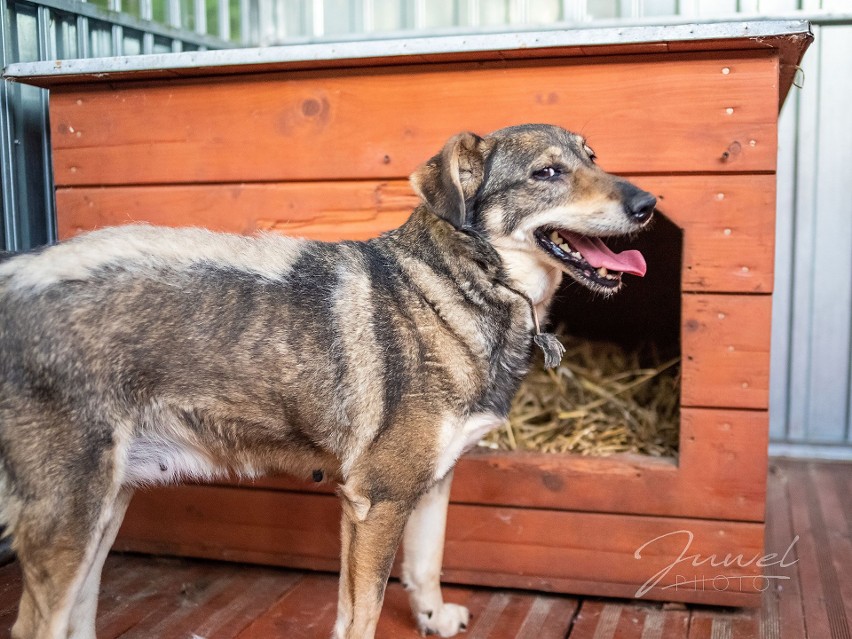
[481,214,683,459]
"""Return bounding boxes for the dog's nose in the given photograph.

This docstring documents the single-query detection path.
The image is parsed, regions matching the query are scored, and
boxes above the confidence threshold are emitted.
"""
[626,191,656,223]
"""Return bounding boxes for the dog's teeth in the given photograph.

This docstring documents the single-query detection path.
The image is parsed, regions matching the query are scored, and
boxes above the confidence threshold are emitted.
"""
[550,231,560,243]
[597,267,608,277]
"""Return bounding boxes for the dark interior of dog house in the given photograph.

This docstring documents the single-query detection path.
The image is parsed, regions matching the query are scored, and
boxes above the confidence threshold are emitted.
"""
[485,214,683,458]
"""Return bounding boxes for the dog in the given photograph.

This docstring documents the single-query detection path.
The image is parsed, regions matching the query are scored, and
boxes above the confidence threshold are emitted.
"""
[0,123,654,639]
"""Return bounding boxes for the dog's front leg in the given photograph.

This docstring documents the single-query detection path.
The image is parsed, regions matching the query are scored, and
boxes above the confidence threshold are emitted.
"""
[334,485,411,639]
[402,470,470,637]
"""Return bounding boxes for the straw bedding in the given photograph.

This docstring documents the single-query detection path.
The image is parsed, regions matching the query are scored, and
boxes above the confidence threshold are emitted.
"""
[480,328,680,457]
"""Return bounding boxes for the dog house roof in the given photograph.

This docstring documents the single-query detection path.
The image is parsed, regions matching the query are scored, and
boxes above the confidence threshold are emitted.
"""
[4,19,811,108]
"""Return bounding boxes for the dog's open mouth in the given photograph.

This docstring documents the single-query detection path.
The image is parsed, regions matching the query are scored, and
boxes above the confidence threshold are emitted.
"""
[534,228,647,293]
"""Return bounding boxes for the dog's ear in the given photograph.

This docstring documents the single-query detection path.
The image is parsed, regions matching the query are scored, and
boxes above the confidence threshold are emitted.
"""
[410,132,488,229]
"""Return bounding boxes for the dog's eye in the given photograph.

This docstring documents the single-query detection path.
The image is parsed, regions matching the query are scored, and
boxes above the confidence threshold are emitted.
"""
[532,167,560,180]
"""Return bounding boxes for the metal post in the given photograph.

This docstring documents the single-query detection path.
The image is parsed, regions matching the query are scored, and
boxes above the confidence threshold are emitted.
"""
[36,4,56,243]
[76,15,90,57]
[362,0,373,32]
[194,0,207,35]
[562,0,587,22]
[139,0,152,51]
[108,0,123,54]
[310,0,323,37]
[0,0,20,251]
[413,0,426,28]
[218,0,230,40]
[466,0,480,27]
[239,0,250,44]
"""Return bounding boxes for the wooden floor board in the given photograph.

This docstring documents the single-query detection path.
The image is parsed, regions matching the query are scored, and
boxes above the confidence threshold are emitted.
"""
[761,464,806,639]
[0,459,849,639]
[810,463,852,635]
[783,462,834,639]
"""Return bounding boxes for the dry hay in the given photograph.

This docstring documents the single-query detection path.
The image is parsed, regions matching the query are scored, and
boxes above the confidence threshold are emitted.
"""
[480,329,680,458]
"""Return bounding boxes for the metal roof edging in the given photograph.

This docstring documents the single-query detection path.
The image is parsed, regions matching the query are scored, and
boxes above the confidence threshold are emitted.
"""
[3,19,811,85]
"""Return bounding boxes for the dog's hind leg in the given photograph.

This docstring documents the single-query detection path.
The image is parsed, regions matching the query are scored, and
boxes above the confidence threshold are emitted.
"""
[334,485,413,639]
[12,510,102,639]
[334,510,355,638]
[67,486,133,639]
[401,470,469,637]
[9,425,122,639]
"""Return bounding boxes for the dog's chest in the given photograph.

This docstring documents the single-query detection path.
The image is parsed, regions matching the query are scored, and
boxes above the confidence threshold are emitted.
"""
[433,412,504,480]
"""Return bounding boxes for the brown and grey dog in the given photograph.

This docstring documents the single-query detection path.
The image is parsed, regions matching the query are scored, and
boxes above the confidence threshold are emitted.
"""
[0,124,654,639]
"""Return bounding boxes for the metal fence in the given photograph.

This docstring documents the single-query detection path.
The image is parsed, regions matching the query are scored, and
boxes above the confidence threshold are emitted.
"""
[250,0,851,44]
[0,0,236,251]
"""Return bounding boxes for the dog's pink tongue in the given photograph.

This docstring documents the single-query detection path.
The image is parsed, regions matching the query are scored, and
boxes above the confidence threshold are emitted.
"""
[561,232,647,277]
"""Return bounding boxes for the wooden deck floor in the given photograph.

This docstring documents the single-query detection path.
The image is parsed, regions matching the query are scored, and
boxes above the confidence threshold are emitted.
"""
[1,458,850,639]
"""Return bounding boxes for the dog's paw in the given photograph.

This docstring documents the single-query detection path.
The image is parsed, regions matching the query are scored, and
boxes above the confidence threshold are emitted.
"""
[417,603,470,637]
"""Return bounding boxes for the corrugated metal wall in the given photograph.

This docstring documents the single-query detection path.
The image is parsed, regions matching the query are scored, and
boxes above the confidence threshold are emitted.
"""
[770,15,852,458]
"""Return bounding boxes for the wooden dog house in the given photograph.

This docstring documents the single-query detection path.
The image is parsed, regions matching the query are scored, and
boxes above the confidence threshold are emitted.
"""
[5,20,811,607]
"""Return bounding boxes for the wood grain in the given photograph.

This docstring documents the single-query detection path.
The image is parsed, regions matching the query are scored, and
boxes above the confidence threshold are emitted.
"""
[442,408,767,521]
[54,181,415,242]
[115,484,764,607]
[681,294,772,409]
[49,52,779,186]
[638,174,776,294]
[568,601,690,639]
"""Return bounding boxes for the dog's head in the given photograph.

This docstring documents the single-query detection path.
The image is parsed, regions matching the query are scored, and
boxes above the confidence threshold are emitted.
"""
[410,124,654,296]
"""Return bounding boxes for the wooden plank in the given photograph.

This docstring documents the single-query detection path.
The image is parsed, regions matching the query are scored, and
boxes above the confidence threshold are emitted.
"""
[805,462,852,639]
[761,462,807,639]
[569,602,627,639]
[681,293,772,409]
[514,593,579,639]
[441,508,762,602]
[116,487,342,573]
[55,174,775,294]
[568,601,690,639]
[784,462,835,639]
[91,556,170,638]
[232,573,575,639]
[116,484,765,607]
[638,175,776,294]
[142,570,301,638]
[190,573,302,638]
[448,408,767,520]
[97,559,212,638]
[686,609,760,639]
[0,563,22,638]
[54,181,415,242]
[49,52,779,187]
[233,573,337,639]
